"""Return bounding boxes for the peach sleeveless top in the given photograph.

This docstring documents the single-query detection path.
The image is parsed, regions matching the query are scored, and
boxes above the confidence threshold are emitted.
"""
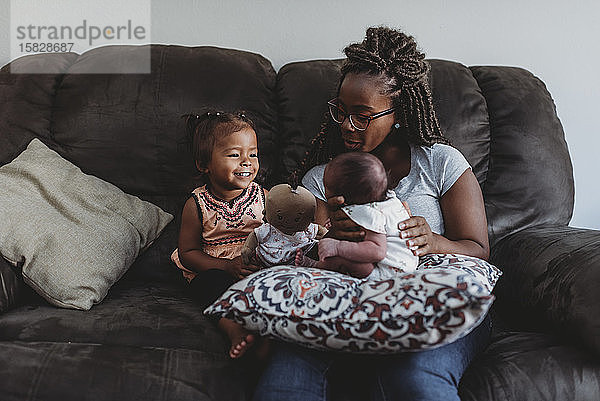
[172,182,266,282]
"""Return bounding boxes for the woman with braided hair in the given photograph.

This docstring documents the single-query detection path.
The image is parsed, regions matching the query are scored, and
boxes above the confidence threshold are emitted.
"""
[253,26,491,401]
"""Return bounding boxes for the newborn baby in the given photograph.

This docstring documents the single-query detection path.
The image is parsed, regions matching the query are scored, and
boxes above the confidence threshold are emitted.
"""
[297,152,418,279]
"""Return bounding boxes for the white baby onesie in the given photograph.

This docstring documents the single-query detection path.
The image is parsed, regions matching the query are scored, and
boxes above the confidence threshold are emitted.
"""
[341,190,418,280]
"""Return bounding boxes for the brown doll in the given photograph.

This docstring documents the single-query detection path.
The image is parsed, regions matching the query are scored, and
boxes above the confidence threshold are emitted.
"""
[241,184,327,267]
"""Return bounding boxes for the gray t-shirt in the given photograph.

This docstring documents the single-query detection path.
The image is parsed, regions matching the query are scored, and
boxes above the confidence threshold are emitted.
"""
[301,143,471,235]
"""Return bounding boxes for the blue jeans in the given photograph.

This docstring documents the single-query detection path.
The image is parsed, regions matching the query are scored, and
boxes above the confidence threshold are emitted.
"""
[252,315,491,401]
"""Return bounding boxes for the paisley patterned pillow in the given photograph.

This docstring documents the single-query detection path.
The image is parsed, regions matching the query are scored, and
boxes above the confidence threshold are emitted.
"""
[205,254,500,353]
[418,253,502,293]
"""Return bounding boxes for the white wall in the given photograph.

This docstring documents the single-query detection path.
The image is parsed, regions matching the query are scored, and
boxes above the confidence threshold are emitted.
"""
[1,0,598,229]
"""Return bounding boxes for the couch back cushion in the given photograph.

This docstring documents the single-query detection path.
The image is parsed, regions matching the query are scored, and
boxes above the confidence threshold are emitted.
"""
[0,48,575,282]
[0,45,279,283]
[0,53,79,164]
[49,45,278,195]
[275,59,574,245]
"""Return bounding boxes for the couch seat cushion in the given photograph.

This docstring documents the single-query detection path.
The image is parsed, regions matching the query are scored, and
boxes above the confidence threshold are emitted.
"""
[459,331,600,401]
[0,279,259,401]
[0,280,223,352]
[0,341,251,401]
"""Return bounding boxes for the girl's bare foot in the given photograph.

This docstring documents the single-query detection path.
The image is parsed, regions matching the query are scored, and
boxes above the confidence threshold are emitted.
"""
[230,333,255,359]
[295,249,318,267]
[218,318,255,359]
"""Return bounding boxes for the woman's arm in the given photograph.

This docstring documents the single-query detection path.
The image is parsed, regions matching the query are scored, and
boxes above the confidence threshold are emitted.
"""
[399,169,489,260]
[178,197,259,279]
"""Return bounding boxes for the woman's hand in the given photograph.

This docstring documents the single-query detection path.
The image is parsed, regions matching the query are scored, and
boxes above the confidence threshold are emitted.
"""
[399,216,439,257]
[326,196,365,242]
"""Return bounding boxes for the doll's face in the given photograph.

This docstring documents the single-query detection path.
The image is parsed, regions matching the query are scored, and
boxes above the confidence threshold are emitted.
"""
[265,184,315,235]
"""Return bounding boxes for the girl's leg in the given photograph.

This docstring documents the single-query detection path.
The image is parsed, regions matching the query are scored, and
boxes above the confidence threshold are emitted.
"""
[253,342,334,401]
[218,317,255,359]
[188,268,235,309]
[189,269,254,358]
[372,314,492,401]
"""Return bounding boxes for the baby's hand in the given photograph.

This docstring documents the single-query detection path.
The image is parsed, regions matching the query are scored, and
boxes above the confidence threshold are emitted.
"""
[241,247,260,266]
[318,238,339,261]
[225,256,260,280]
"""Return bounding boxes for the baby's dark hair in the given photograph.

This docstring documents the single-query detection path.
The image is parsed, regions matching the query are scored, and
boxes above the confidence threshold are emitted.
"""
[290,26,449,186]
[183,110,255,173]
[324,152,387,205]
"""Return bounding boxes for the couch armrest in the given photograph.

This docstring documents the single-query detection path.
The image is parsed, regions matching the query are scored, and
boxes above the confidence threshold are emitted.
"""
[490,225,600,353]
[0,257,23,313]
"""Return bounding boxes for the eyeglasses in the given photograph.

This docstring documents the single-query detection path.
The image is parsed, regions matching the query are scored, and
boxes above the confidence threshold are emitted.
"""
[327,99,396,131]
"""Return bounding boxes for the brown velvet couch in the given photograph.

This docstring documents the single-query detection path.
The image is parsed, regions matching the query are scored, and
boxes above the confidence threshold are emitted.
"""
[1,45,599,401]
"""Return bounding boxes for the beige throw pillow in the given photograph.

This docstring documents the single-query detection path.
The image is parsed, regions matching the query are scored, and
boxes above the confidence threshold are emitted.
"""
[0,139,173,310]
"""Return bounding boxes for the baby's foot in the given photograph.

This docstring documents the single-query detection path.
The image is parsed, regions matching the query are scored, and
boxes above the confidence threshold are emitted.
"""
[218,318,255,359]
[295,249,318,267]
